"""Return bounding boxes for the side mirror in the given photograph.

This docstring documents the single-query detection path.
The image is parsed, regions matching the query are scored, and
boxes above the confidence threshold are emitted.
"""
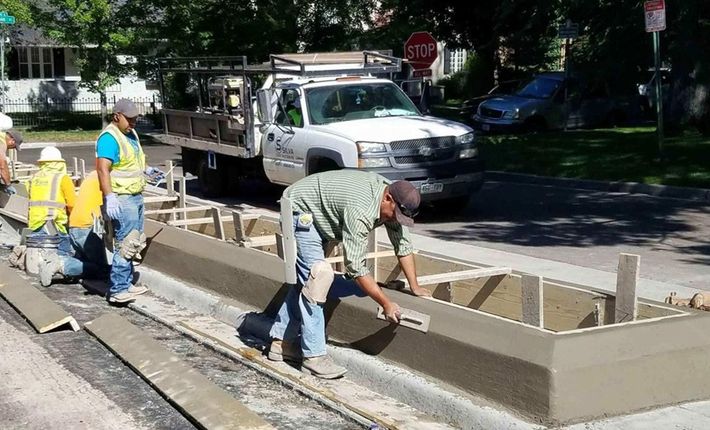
[256,89,276,124]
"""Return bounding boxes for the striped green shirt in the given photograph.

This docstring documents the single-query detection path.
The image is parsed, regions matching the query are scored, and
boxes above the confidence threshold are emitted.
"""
[286,170,414,278]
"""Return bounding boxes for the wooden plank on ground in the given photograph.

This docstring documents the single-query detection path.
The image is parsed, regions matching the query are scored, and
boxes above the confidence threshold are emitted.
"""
[167,215,233,227]
[521,274,544,328]
[145,205,213,216]
[212,207,226,240]
[615,253,640,323]
[85,313,274,430]
[0,265,80,333]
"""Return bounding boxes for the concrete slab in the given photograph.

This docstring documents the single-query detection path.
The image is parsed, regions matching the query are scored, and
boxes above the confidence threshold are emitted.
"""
[0,265,79,333]
[84,313,274,430]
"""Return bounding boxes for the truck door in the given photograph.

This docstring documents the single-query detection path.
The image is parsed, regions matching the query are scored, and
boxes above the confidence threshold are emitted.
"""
[262,88,308,185]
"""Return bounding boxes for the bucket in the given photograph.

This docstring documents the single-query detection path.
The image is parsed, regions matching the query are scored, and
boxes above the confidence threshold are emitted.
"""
[25,234,61,276]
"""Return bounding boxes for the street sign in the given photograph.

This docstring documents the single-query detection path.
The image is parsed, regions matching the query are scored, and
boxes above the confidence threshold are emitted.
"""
[413,69,432,78]
[644,0,666,32]
[404,31,438,70]
[558,21,579,39]
[0,12,15,25]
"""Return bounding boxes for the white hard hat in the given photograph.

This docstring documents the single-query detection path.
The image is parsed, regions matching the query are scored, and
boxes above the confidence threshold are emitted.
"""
[38,146,64,163]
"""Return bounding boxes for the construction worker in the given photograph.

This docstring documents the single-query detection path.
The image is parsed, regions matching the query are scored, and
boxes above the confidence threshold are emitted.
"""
[39,171,110,286]
[26,146,75,254]
[269,170,431,379]
[286,98,302,127]
[96,98,163,304]
[0,129,23,194]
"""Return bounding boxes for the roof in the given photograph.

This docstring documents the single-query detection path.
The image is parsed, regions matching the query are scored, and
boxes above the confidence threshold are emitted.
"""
[8,25,70,48]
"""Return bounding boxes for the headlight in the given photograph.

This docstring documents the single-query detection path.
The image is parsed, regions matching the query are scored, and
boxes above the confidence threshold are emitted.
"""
[357,141,387,153]
[455,132,474,145]
[459,148,479,159]
[358,157,391,169]
[502,109,520,120]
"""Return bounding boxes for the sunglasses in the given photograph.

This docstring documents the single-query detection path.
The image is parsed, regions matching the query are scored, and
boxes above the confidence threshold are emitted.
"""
[397,201,419,218]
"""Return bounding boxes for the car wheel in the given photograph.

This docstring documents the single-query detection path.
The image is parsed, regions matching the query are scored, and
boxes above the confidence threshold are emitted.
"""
[523,117,547,133]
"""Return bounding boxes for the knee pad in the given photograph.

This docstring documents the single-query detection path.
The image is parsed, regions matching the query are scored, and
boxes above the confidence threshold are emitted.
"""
[302,260,334,305]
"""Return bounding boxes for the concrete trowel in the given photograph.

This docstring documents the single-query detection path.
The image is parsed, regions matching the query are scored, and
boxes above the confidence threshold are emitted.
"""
[376,306,430,333]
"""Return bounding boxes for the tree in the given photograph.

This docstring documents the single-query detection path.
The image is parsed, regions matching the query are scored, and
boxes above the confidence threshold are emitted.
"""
[32,0,136,124]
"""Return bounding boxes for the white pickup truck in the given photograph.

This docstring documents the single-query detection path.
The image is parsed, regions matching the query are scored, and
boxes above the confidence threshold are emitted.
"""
[157,52,484,205]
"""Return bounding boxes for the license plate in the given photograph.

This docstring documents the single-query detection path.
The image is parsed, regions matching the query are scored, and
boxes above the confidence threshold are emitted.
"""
[420,182,444,194]
[482,124,491,131]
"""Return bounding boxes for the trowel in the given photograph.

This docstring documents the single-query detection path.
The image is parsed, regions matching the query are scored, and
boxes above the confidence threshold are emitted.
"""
[376,306,430,333]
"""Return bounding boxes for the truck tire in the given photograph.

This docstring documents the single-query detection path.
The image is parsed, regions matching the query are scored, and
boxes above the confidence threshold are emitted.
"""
[436,195,472,212]
[197,158,225,197]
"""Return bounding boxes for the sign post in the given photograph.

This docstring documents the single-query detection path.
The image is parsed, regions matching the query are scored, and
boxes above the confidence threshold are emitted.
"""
[557,20,579,131]
[0,11,15,112]
[644,0,666,159]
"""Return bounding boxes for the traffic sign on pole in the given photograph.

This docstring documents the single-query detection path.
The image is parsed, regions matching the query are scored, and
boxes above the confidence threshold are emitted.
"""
[557,21,579,39]
[404,31,438,70]
[644,0,666,32]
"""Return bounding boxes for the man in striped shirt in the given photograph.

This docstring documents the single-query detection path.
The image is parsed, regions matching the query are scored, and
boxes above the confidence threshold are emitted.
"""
[269,170,431,379]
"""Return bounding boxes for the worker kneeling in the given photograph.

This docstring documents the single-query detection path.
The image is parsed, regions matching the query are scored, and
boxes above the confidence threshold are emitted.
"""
[268,170,432,379]
[28,148,109,286]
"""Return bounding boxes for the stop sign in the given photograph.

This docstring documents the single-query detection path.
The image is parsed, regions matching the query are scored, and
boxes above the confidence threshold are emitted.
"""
[404,31,438,70]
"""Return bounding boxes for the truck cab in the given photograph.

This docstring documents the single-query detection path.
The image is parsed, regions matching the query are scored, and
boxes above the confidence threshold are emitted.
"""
[259,75,482,202]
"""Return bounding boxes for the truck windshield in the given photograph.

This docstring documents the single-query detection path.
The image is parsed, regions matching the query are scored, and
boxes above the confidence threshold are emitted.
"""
[306,82,421,125]
[516,77,562,99]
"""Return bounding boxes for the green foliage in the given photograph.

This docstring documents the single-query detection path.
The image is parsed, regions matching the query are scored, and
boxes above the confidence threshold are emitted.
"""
[32,0,134,96]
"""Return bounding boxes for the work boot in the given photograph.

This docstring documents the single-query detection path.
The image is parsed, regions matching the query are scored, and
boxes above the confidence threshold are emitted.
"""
[128,283,149,295]
[108,291,137,304]
[39,255,64,287]
[302,355,347,379]
[268,340,302,362]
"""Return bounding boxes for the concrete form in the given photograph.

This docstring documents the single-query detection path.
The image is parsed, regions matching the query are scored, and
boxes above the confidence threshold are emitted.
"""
[0,264,79,333]
[4,162,710,426]
[85,313,274,430]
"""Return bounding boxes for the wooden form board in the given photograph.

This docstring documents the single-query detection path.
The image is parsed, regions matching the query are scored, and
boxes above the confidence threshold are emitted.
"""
[615,253,640,323]
[0,266,79,333]
[85,313,274,430]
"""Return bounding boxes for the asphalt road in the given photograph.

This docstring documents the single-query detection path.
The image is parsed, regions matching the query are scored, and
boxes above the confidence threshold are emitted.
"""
[19,142,710,290]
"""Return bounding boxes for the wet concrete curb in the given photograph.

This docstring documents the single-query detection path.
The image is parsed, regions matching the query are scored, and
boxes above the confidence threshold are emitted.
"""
[487,171,710,202]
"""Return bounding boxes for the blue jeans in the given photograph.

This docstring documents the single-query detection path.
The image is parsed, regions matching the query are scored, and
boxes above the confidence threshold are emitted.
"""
[64,227,110,279]
[269,213,364,357]
[109,194,144,295]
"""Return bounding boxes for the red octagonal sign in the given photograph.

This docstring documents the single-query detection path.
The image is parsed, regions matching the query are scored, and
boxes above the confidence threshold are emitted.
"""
[404,31,438,70]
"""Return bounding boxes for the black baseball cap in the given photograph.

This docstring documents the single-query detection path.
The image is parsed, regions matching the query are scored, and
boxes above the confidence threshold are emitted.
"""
[389,180,421,227]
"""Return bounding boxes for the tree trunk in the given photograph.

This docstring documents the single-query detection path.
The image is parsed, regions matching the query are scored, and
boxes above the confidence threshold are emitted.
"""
[100,92,108,128]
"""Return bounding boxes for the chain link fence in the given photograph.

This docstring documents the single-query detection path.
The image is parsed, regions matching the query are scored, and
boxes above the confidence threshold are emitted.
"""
[2,95,162,130]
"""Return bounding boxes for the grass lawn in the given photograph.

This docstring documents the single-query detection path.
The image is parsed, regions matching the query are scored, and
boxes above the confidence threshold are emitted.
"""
[23,129,102,143]
[481,127,710,188]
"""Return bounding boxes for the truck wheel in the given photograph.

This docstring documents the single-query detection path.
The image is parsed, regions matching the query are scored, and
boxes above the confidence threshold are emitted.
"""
[310,158,341,174]
[436,195,472,212]
[197,158,225,197]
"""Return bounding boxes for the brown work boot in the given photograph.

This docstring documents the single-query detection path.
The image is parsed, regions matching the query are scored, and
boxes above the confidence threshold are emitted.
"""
[302,355,347,379]
[268,340,302,362]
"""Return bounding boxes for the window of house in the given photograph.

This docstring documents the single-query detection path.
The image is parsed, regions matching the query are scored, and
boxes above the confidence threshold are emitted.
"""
[15,47,55,79]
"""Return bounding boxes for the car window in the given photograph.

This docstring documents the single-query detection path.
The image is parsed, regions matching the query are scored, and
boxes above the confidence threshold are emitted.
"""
[516,77,561,99]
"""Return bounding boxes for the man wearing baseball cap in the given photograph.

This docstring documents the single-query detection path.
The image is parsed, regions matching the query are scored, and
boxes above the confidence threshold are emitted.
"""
[0,129,23,195]
[268,170,431,379]
[96,98,163,304]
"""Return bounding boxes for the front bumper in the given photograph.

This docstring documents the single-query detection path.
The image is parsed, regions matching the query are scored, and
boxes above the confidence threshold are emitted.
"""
[366,158,485,202]
[471,115,523,134]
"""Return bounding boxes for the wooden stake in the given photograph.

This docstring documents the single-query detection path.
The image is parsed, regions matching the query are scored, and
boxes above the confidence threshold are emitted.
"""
[521,274,544,328]
[178,176,187,229]
[211,207,225,240]
[166,160,175,196]
[615,253,640,323]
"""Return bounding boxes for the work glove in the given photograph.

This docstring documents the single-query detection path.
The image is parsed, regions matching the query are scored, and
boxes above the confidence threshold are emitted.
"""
[3,185,16,195]
[144,166,166,185]
[104,193,122,220]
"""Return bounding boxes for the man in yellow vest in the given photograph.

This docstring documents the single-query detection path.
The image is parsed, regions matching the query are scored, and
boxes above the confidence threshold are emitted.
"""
[39,170,111,286]
[0,129,23,195]
[97,98,163,304]
[27,146,76,254]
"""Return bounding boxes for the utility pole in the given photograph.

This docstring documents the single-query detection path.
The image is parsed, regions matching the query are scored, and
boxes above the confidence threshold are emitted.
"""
[644,0,666,160]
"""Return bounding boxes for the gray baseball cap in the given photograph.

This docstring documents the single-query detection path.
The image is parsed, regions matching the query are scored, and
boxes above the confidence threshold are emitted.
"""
[113,98,140,118]
[6,129,23,149]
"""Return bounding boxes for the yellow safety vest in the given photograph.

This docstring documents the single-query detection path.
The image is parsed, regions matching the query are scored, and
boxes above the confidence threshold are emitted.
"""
[28,170,69,234]
[98,123,146,195]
